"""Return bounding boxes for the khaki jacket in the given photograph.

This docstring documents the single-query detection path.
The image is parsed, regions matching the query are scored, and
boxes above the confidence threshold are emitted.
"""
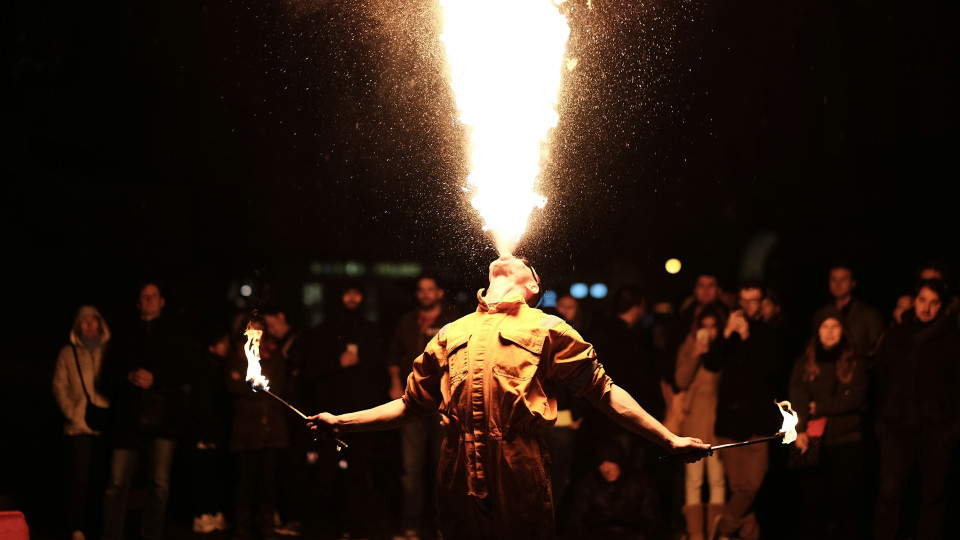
[53,306,111,435]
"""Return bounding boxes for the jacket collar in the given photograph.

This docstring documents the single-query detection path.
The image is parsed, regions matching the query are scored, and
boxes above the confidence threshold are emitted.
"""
[476,289,526,314]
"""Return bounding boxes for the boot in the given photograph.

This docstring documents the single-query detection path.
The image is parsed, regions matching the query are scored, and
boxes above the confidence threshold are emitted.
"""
[706,504,723,539]
[683,504,705,540]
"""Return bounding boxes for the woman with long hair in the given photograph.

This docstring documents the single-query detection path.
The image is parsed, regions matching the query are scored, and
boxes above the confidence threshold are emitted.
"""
[675,304,727,540]
[789,307,868,539]
[53,306,112,540]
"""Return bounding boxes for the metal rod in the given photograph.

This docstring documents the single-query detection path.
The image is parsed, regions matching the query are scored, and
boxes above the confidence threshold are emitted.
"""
[262,388,307,419]
[260,387,349,450]
[659,433,785,462]
[710,434,782,451]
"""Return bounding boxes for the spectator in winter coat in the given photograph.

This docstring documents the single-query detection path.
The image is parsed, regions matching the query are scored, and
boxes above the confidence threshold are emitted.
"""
[789,307,868,539]
[873,279,960,540]
[53,305,111,540]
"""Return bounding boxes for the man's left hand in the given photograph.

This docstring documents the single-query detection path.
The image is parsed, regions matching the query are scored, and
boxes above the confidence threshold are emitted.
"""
[669,436,712,463]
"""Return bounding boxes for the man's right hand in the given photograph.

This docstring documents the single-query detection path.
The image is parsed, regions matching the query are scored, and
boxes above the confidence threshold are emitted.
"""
[306,412,339,440]
[669,436,712,463]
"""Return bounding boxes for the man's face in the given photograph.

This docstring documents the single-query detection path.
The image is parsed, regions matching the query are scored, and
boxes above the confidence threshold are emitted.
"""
[488,255,539,301]
[342,289,363,311]
[818,317,843,349]
[914,286,942,323]
[416,278,444,310]
[138,284,165,319]
[694,275,719,305]
[556,296,578,322]
[828,268,855,300]
[739,288,764,319]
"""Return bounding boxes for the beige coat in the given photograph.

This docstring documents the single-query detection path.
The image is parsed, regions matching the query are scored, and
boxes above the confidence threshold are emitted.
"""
[53,306,111,435]
[675,334,721,444]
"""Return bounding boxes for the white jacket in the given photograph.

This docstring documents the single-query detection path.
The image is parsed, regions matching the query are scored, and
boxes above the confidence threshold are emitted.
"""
[53,306,111,435]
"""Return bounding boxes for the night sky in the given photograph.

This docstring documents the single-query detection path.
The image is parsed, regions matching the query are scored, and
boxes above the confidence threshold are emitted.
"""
[4,2,959,375]
[1,0,958,529]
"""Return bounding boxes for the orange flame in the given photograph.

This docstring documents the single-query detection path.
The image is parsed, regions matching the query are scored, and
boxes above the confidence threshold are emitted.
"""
[439,0,571,255]
[776,400,799,444]
[243,325,270,391]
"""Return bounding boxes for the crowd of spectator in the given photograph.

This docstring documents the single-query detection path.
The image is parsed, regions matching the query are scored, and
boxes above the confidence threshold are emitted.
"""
[49,259,959,540]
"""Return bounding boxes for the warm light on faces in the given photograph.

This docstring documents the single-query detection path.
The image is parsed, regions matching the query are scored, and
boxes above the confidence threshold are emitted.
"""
[556,296,579,322]
[599,460,622,483]
[138,284,165,319]
[699,315,719,341]
[829,268,855,299]
[818,318,843,349]
[914,287,942,323]
[79,315,101,338]
[739,288,763,319]
[694,276,719,305]
[416,278,444,310]
[342,289,363,311]
[264,313,290,339]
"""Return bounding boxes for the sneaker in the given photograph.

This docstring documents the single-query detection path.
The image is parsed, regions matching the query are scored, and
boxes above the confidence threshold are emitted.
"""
[274,521,303,536]
[193,514,218,534]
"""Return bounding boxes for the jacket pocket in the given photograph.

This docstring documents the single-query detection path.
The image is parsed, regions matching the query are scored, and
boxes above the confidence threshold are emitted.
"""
[444,331,471,392]
[494,329,543,380]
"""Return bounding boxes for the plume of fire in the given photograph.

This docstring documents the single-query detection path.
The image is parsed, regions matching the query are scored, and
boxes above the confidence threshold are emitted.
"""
[439,0,571,255]
[775,400,799,444]
[243,324,270,391]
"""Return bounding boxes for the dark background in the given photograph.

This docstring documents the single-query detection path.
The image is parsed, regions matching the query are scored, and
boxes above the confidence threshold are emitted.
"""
[2,0,957,532]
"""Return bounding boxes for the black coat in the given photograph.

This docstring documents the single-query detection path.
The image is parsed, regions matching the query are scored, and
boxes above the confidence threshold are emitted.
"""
[567,469,661,540]
[302,308,386,414]
[874,309,960,431]
[103,315,191,447]
[708,319,785,441]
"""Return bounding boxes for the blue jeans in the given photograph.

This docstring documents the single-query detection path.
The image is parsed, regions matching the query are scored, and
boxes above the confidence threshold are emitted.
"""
[102,438,176,540]
[400,413,443,530]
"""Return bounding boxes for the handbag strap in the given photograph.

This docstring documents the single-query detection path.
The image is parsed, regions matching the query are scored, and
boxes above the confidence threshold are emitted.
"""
[71,344,93,405]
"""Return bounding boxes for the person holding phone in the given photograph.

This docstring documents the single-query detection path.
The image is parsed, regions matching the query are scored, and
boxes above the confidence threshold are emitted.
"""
[674,304,727,540]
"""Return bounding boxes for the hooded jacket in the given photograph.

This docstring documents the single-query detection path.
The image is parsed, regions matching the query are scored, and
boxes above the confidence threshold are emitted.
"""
[53,306,112,435]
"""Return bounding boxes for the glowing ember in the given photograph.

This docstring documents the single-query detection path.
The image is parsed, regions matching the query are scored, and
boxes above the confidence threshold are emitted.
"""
[438,0,571,255]
[243,325,270,391]
[776,400,799,444]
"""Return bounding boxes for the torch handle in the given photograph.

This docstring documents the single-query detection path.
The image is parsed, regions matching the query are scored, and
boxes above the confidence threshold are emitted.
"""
[658,433,784,462]
[262,388,308,419]
[709,434,782,451]
[261,388,349,450]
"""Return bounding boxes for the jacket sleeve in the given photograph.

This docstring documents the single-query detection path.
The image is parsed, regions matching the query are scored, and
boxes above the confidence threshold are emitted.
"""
[53,347,79,426]
[545,326,613,408]
[401,335,444,416]
[788,354,811,432]
[674,335,699,390]
[816,359,868,417]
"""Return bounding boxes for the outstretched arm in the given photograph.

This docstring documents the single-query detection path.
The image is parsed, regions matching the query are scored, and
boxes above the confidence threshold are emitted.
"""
[599,383,709,460]
[307,397,415,437]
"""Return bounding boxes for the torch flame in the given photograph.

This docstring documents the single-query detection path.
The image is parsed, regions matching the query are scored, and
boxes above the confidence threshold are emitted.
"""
[439,0,570,255]
[243,325,270,392]
[775,400,799,444]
